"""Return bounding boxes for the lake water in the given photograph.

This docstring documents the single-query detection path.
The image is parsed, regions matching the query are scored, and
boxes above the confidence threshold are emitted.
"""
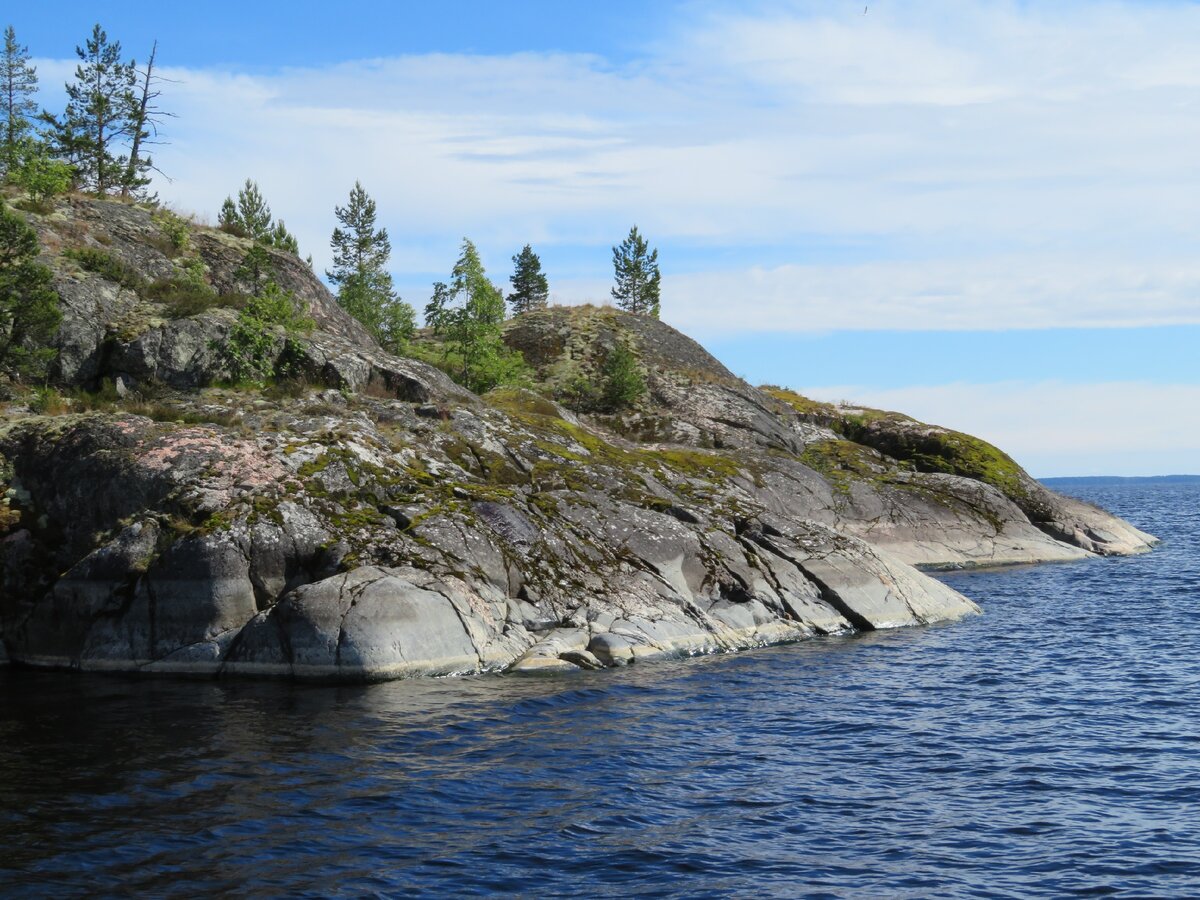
[1,483,1197,898]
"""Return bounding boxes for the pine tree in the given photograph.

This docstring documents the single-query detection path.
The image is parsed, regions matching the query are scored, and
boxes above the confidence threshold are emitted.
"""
[425,238,522,392]
[220,179,271,239]
[327,181,414,352]
[44,24,136,195]
[218,179,300,253]
[0,26,39,179]
[233,244,276,296]
[611,225,661,318]
[270,219,298,255]
[218,196,239,232]
[508,244,549,315]
[0,200,61,379]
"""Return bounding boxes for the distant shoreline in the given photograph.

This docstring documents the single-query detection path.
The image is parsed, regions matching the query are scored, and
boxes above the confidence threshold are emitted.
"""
[1041,474,1200,486]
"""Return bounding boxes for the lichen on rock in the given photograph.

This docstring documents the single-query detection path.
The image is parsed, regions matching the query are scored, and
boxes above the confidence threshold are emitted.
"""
[0,194,1157,679]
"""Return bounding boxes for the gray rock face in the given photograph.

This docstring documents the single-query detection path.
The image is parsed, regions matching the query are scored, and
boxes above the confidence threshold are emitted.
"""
[0,405,986,680]
[0,197,1157,680]
[20,198,463,402]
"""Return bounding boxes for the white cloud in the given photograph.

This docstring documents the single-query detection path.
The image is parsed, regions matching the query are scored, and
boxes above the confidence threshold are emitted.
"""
[660,255,1200,335]
[33,1,1200,334]
[800,381,1200,477]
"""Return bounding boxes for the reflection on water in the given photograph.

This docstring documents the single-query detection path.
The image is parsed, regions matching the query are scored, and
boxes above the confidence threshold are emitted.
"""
[2,483,1199,897]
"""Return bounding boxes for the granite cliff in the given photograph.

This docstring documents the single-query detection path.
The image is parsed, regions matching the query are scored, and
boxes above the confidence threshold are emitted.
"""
[0,196,1156,677]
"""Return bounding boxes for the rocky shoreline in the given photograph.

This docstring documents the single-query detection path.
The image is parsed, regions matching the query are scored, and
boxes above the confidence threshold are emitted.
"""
[0,196,1156,680]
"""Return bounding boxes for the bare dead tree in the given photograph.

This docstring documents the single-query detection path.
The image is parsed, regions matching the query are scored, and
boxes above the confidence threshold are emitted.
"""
[122,40,176,197]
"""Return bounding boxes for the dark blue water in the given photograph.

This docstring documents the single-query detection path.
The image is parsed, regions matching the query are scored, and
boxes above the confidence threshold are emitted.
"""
[2,483,1197,898]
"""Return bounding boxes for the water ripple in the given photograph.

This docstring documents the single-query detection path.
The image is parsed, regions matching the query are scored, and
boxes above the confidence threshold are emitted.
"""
[1,482,1198,897]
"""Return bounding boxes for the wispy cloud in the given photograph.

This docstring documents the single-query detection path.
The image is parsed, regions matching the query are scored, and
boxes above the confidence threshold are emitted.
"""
[35,1,1200,335]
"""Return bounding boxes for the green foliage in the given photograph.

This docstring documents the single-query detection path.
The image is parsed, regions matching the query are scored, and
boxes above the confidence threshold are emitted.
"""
[270,219,298,255]
[145,259,227,319]
[611,225,661,317]
[151,208,190,253]
[600,342,646,411]
[1,26,39,179]
[760,386,841,419]
[218,179,300,253]
[774,386,1031,505]
[327,181,415,352]
[376,293,416,354]
[0,201,61,379]
[219,179,270,237]
[219,281,314,385]
[234,243,276,295]
[425,238,527,392]
[28,385,67,415]
[8,144,72,206]
[42,24,136,195]
[508,243,549,315]
[218,197,240,235]
[66,237,221,319]
[63,246,145,291]
[884,429,1027,500]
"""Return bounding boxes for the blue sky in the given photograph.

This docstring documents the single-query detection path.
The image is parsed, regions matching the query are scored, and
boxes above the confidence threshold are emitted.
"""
[10,1,1200,476]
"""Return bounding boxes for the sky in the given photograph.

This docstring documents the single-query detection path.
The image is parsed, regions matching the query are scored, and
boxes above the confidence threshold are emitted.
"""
[9,0,1200,476]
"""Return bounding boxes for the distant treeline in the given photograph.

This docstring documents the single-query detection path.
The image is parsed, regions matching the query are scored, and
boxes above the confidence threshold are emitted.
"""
[1041,475,1200,486]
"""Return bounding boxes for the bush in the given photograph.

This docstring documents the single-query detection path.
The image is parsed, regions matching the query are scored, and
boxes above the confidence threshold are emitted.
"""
[67,379,122,410]
[28,386,68,415]
[145,256,226,318]
[218,281,314,385]
[151,209,192,254]
[560,373,602,410]
[63,247,146,292]
[466,339,530,394]
[10,147,72,207]
[145,277,222,318]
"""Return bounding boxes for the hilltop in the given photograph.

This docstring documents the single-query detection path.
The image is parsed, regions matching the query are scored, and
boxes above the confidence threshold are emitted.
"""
[0,195,1156,678]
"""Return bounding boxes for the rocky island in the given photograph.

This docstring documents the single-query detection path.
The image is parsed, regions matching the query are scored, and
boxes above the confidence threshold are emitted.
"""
[0,196,1156,679]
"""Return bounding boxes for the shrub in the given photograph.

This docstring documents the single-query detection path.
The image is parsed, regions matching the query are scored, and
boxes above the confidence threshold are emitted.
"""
[10,148,72,207]
[63,247,146,292]
[28,386,68,415]
[66,379,122,410]
[145,277,219,318]
[151,209,192,254]
[560,373,602,410]
[146,256,226,318]
[218,281,314,385]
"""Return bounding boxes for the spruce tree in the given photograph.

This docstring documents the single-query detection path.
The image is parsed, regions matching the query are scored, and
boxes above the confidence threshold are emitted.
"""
[425,238,522,392]
[600,342,646,411]
[508,244,549,315]
[0,26,39,179]
[611,225,661,318]
[327,181,414,352]
[44,24,136,195]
